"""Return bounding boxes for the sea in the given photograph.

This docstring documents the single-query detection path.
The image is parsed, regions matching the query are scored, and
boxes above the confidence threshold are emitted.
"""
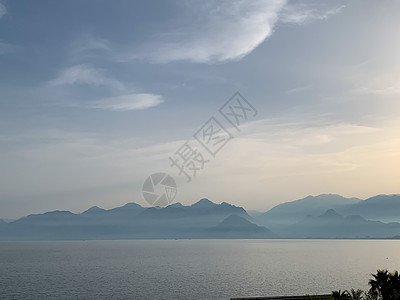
[1,239,399,300]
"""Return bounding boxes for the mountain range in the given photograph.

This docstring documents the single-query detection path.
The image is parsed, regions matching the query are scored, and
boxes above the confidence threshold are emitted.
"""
[1,194,400,240]
[274,209,400,238]
[0,199,274,240]
[257,194,400,225]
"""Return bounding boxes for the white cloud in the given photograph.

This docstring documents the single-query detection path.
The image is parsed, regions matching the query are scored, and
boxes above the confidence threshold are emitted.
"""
[48,64,124,90]
[0,3,6,19]
[280,3,345,24]
[90,93,164,111]
[45,65,163,111]
[131,0,345,63]
[134,0,287,63]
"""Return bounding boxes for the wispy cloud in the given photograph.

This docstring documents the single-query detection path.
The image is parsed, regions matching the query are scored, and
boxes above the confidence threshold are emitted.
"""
[48,64,124,91]
[69,33,112,62]
[132,0,286,63]
[285,84,313,95]
[73,35,110,54]
[129,0,345,64]
[338,56,400,97]
[52,1,345,65]
[46,64,163,111]
[89,93,164,111]
[280,3,345,24]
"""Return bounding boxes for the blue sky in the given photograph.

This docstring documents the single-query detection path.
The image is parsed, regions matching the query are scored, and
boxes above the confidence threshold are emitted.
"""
[1,0,400,218]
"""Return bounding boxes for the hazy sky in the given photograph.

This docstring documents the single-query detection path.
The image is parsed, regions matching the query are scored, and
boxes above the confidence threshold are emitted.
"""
[1,0,400,218]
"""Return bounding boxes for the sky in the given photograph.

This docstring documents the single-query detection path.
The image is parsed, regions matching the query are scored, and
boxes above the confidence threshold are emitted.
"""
[1,0,400,219]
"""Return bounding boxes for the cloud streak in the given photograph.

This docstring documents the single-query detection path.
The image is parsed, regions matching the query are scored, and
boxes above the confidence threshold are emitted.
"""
[130,0,345,64]
[90,93,164,111]
[46,64,163,111]
[280,3,345,24]
[133,0,286,63]
[48,64,124,91]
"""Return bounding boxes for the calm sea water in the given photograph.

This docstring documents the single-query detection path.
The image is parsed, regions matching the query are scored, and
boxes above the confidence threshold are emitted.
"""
[0,240,400,300]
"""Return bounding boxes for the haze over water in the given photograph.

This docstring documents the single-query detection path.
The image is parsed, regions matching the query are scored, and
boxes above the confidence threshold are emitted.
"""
[1,239,399,300]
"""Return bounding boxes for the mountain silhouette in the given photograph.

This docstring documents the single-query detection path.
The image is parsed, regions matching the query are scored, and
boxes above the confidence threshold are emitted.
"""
[82,206,106,214]
[0,199,267,240]
[258,194,360,227]
[208,215,277,238]
[344,194,400,222]
[257,194,400,229]
[277,209,400,238]
[320,209,344,221]
[2,194,400,240]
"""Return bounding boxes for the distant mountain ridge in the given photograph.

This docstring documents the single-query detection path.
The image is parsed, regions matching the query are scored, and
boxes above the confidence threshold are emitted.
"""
[276,209,400,238]
[2,193,400,240]
[0,199,267,240]
[257,194,400,226]
[259,194,361,226]
[255,193,400,238]
[345,194,400,222]
[208,215,276,238]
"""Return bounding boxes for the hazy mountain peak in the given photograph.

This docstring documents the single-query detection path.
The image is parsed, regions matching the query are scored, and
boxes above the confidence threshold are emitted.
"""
[167,203,184,208]
[44,210,74,216]
[120,202,143,208]
[364,194,400,203]
[320,209,343,219]
[306,194,360,202]
[192,198,216,207]
[260,194,359,225]
[108,202,144,212]
[306,193,341,199]
[219,214,253,228]
[211,214,277,238]
[83,206,105,214]
[3,195,400,240]
[345,194,400,221]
